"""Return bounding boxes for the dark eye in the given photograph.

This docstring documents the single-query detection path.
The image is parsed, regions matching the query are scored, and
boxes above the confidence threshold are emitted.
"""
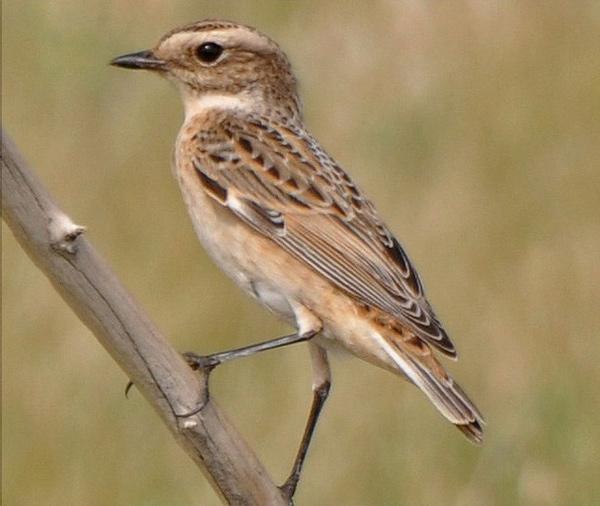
[195,42,223,63]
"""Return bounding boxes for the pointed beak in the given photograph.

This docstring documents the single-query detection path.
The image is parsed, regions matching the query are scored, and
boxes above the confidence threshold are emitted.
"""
[110,50,166,71]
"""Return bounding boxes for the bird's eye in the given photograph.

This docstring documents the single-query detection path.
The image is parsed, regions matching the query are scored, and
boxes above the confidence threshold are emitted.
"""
[195,42,223,63]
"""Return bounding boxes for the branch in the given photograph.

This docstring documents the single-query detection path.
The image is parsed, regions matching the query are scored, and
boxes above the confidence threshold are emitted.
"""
[1,129,288,506]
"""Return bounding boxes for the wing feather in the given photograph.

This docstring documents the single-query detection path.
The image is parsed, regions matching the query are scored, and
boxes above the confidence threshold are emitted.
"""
[189,113,457,357]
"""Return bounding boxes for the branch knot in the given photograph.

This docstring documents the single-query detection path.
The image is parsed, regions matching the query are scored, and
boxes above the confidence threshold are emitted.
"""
[48,211,86,254]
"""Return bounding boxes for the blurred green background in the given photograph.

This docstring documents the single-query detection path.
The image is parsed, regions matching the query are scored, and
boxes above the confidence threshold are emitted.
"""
[3,1,600,505]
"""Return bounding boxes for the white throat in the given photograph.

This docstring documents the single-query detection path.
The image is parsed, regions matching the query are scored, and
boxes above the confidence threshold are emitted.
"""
[182,92,253,121]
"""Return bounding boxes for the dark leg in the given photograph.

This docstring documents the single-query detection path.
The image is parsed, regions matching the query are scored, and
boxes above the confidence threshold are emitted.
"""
[183,330,316,371]
[280,343,331,502]
[177,330,318,418]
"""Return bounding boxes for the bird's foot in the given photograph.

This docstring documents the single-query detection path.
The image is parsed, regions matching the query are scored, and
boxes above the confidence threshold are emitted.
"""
[182,351,221,373]
[278,476,299,506]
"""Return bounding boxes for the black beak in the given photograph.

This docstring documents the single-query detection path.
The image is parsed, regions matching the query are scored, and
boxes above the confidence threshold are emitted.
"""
[110,50,166,70]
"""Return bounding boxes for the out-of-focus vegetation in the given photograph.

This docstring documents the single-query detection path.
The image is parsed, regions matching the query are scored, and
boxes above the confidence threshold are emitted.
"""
[3,2,599,505]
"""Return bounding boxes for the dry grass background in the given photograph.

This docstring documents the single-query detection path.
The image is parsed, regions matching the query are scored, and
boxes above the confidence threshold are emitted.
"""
[3,1,600,505]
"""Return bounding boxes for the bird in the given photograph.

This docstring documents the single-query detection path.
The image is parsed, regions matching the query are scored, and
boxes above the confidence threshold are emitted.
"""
[111,19,484,500]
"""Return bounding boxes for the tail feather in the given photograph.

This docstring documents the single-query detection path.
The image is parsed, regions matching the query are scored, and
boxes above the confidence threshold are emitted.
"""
[456,417,484,444]
[370,330,485,444]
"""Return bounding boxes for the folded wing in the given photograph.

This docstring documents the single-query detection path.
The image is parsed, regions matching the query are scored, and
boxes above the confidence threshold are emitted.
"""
[187,112,457,357]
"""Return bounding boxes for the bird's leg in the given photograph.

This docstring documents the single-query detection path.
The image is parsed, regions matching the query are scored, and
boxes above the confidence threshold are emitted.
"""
[176,330,317,418]
[183,330,317,372]
[127,335,312,400]
[185,302,322,373]
[280,342,331,502]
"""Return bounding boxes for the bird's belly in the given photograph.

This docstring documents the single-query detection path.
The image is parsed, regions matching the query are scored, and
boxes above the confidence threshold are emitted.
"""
[174,160,297,320]
[250,280,295,321]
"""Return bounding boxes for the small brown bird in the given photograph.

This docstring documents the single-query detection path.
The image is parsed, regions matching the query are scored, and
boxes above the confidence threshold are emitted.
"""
[111,19,484,499]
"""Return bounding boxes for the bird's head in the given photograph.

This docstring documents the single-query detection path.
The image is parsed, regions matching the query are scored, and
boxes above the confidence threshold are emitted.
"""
[111,20,301,120]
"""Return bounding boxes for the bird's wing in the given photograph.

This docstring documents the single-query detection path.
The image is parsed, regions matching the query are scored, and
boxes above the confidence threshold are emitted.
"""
[186,113,456,357]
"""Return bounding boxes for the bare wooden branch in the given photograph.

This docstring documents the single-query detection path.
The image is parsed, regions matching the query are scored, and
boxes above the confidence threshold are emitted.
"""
[1,129,288,506]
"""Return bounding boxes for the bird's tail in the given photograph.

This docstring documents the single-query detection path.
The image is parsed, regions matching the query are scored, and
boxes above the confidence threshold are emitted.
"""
[370,330,485,443]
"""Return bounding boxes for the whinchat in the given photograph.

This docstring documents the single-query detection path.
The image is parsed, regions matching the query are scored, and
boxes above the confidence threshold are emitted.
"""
[112,19,484,499]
